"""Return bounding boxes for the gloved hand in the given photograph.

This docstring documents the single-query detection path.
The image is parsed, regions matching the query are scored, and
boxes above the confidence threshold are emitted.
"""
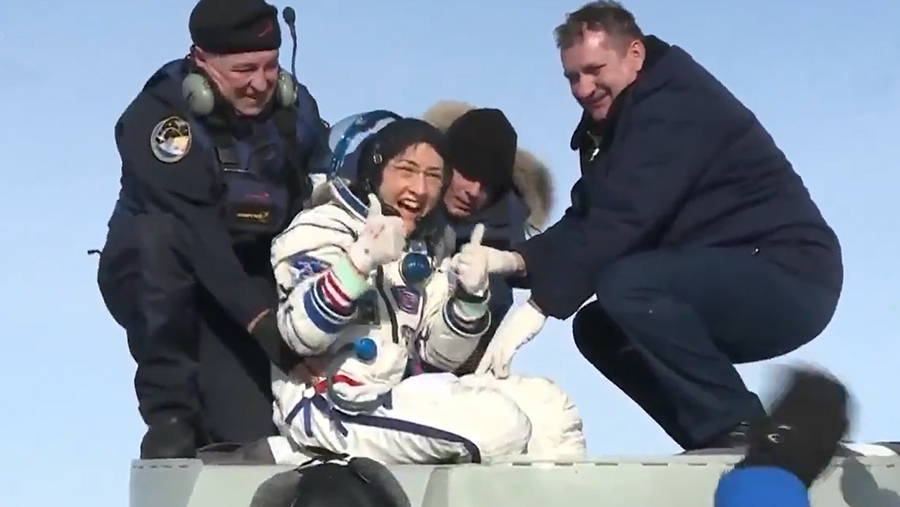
[348,194,406,274]
[249,310,308,374]
[453,231,523,276]
[474,300,546,378]
[452,223,490,295]
[485,247,524,275]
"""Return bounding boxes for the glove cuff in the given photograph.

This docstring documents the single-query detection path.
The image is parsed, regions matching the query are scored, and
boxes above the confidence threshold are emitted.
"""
[454,284,489,304]
[347,241,376,276]
[452,298,489,320]
[332,256,373,299]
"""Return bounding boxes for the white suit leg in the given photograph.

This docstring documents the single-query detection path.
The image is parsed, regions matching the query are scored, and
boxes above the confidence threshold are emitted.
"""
[463,374,587,460]
[278,372,531,464]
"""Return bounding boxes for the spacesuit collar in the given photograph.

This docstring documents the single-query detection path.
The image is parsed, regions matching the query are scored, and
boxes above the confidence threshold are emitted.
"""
[330,178,369,221]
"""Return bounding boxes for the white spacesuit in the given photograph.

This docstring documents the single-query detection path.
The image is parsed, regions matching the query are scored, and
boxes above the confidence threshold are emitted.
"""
[266,112,585,465]
[269,178,531,464]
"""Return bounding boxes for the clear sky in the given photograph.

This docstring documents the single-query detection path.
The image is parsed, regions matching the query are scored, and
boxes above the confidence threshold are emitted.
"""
[1,0,898,505]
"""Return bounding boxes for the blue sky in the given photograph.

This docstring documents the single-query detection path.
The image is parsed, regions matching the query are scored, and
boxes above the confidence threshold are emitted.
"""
[1,0,898,505]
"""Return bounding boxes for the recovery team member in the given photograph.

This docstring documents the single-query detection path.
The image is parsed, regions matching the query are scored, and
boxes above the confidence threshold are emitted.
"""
[419,101,554,375]
[473,1,843,452]
[96,0,328,458]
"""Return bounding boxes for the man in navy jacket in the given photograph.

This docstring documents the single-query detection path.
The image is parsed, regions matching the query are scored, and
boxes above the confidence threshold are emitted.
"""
[478,1,842,451]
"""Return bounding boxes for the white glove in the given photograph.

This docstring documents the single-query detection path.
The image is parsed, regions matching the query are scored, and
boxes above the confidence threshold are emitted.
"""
[348,194,406,274]
[475,301,546,378]
[451,223,490,295]
[485,248,523,275]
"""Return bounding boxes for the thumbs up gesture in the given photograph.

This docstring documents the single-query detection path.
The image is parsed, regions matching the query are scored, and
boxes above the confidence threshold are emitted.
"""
[452,223,491,296]
[348,194,406,274]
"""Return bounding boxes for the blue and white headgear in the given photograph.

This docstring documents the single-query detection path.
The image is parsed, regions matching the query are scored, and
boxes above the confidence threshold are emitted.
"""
[316,110,403,181]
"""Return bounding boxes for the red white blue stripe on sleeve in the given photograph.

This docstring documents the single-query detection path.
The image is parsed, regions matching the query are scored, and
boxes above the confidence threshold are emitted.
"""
[303,270,357,333]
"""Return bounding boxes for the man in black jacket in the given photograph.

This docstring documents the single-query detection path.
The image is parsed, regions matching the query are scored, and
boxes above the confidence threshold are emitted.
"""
[97,0,328,458]
[477,1,842,451]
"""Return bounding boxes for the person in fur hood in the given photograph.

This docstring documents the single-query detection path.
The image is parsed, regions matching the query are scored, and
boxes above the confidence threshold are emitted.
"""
[420,100,555,375]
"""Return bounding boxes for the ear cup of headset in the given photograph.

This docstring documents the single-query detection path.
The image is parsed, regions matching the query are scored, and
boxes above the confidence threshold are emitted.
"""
[181,69,297,116]
[276,71,297,108]
[182,73,216,116]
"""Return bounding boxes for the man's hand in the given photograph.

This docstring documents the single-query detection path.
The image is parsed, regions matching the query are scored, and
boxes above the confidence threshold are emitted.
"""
[453,225,525,277]
[452,223,490,295]
[348,194,406,274]
[486,249,525,275]
[288,362,317,385]
[288,355,330,385]
[474,300,546,378]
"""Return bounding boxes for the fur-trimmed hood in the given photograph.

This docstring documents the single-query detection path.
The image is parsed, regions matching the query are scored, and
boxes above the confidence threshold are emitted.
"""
[421,100,555,229]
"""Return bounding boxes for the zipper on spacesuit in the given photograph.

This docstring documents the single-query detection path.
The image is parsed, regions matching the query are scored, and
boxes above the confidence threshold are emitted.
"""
[374,268,401,344]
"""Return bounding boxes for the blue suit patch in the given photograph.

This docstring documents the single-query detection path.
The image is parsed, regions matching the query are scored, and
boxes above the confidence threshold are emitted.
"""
[289,254,330,283]
[391,286,421,314]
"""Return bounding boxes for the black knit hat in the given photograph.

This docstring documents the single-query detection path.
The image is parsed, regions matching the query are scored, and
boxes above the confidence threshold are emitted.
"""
[445,108,517,195]
[189,0,281,54]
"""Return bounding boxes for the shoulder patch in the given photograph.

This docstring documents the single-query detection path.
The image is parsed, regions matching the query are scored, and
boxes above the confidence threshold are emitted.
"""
[150,116,192,163]
[288,254,330,283]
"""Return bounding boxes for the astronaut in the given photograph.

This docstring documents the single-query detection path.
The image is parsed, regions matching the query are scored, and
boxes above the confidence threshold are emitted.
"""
[266,112,585,464]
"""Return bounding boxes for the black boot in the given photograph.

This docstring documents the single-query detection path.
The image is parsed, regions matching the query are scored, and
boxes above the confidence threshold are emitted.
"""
[702,422,753,449]
[140,417,199,459]
[682,421,755,454]
[735,365,850,488]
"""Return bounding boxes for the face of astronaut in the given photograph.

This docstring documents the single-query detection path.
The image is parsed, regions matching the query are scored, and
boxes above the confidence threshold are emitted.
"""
[193,47,280,116]
[443,171,492,219]
[378,143,445,235]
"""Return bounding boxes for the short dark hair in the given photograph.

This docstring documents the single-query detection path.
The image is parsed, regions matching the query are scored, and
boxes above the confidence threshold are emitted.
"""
[554,1,643,50]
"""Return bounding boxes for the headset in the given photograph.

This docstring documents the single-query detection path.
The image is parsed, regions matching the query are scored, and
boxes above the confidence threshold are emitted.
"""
[182,7,300,116]
[182,71,297,116]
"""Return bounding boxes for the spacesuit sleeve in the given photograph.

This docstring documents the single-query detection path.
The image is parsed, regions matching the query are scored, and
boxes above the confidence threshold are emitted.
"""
[417,273,491,372]
[270,207,372,356]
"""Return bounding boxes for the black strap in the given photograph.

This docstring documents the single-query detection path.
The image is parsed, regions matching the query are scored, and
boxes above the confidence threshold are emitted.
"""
[208,130,242,172]
[272,108,312,217]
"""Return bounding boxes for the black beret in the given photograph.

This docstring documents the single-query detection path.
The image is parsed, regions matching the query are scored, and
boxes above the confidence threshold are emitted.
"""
[189,0,281,54]
[445,108,517,194]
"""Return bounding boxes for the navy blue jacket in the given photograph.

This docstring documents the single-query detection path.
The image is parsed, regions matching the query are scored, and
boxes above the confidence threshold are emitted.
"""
[517,37,842,319]
[110,59,328,330]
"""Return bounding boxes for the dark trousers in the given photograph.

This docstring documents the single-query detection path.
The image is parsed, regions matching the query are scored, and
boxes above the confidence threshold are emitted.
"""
[573,247,840,450]
[97,213,276,445]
